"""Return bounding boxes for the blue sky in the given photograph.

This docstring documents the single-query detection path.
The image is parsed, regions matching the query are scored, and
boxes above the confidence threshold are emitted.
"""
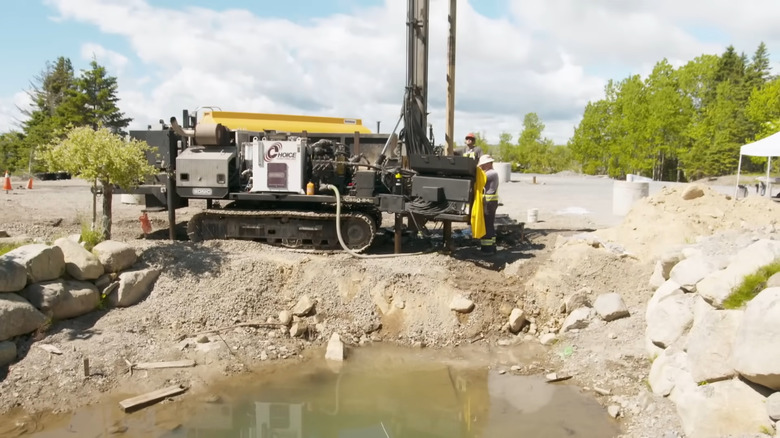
[1,0,778,144]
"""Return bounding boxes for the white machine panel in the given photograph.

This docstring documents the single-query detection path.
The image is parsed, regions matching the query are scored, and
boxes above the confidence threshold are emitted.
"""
[250,139,305,194]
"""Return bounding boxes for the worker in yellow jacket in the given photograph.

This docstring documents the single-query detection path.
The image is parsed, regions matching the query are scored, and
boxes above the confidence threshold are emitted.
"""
[477,155,499,254]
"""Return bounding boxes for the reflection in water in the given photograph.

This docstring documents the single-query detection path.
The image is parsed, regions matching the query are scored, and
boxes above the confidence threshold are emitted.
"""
[161,354,617,438]
[11,347,619,438]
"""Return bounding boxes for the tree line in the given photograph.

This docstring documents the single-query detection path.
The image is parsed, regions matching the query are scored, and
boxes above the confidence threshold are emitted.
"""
[468,42,779,181]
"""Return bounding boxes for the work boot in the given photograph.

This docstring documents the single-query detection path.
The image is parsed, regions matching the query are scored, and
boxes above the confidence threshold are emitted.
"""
[481,245,496,255]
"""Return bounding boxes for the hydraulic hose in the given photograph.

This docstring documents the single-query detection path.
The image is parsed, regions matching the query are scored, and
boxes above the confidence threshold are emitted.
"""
[323,184,429,259]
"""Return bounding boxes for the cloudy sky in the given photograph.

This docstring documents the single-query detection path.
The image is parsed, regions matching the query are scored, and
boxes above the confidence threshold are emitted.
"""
[1,0,779,145]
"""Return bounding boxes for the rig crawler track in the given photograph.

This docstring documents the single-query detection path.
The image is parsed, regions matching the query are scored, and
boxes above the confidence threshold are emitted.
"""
[187,209,377,253]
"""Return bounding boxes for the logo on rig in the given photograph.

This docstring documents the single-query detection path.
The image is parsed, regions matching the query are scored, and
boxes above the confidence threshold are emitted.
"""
[264,142,297,162]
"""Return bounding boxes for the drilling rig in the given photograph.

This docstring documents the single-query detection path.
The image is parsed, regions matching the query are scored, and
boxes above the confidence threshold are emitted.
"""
[129,0,476,254]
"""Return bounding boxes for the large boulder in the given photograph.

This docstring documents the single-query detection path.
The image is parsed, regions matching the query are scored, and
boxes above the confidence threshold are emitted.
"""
[3,244,65,284]
[646,292,694,349]
[732,287,780,390]
[108,267,161,307]
[92,240,138,273]
[674,379,772,438]
[0,294,47,341]
[0,256,27,292]
[19,280,100,320]
[646,279,683,320]
[0,341,16,367]
[697,239,780,308]
[685,305,742,384]
[669,256,725,292]
[54,238,104,280]
[648,343,692,397]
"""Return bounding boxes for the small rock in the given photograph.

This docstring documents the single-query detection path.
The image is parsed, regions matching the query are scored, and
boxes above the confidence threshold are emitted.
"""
[539,333,557,345]
[608,333,617,340]
[325,333,345,361]
[278,310,292,326]
[607,405,621,418]
[593,293,630,322]
[108,425,128,434]
[394,300,406,309]
[197,336,210,344]
[681,185,705,200]
[260,351,268,361]
[498,369,507,375]
[508,308,526,333]
[523,335,534,342]
[499,302,514,317]
[449,295,475,313]
[767,392,780,421]
[546,373,558,381]
[292,295,315,317]
[289,322,308,338]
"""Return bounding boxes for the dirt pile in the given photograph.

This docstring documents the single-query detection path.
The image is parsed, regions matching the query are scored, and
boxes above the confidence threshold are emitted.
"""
[597,184,780,261]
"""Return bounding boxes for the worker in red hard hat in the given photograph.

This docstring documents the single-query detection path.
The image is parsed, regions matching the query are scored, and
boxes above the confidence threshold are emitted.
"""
[458,132,483,161]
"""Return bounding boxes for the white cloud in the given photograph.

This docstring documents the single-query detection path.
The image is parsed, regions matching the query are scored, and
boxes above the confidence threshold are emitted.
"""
[2,0,776,146]
[80,43,130,74]
[0,92,32,133]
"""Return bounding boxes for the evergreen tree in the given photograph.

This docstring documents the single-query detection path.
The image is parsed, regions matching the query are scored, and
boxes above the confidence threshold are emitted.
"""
[60,59,132,134]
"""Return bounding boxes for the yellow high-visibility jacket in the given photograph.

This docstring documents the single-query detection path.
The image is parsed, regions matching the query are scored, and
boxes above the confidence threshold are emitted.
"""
[471,167,486,238]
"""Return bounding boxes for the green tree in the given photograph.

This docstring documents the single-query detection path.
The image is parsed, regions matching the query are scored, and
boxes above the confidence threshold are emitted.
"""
[41,127,157,239]
[747,77,780,138]
[16,57,79,173]
[746,42,772,91]
[60,59,132,134]
[0,132,25,172]
[516,113,555,173]
[644,59,693,180]
[496,132,515,163]
[569,99,611,175]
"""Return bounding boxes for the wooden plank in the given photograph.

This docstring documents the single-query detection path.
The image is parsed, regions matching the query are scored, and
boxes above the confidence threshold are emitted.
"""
[133,360,196,370]
[119,384,188,412]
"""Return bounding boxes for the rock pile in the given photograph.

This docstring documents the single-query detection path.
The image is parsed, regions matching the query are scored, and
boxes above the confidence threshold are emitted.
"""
[0,239,160,367]
[646,237,780,437]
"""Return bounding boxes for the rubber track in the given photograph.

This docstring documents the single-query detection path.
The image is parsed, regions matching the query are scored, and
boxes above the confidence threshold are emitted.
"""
[187,209,377,253]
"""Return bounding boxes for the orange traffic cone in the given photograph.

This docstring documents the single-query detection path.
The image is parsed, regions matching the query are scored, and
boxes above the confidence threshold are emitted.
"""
[26,177,33,190]
[2,171,11,192]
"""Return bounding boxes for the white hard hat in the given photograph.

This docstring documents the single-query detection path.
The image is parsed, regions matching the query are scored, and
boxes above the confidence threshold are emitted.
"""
[478,155,494,166]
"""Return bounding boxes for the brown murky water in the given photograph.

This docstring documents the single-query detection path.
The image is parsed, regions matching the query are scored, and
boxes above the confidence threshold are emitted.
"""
[3,345,619,437]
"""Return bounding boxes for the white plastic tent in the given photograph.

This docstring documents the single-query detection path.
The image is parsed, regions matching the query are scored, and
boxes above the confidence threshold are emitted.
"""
[734,131,780,198]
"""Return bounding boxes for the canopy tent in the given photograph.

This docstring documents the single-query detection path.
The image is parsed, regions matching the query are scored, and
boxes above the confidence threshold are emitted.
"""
[735,131,780,198]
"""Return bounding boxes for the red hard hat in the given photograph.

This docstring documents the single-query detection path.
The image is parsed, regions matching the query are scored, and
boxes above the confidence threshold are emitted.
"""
[465,132,475,139]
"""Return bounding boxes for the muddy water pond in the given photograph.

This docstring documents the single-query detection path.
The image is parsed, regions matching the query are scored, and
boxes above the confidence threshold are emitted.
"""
[7,345,619,437]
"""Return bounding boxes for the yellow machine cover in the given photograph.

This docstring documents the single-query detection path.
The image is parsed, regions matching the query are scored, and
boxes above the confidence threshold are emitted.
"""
[200,111,373,134]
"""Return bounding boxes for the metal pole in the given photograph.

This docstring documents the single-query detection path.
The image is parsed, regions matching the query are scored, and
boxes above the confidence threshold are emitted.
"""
[445,0,457,156]
[394,214,403,254]
[377,121,381,133]
[166,171,176,240]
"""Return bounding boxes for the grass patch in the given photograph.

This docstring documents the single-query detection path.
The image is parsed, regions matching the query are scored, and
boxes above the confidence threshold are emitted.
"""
[80,221,105,251]
[723,261,780,309]
[0,242,25,256]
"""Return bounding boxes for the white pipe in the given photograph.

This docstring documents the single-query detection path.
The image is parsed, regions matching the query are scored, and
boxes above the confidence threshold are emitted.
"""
[323,184,427,259]
[767,156,772,198]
